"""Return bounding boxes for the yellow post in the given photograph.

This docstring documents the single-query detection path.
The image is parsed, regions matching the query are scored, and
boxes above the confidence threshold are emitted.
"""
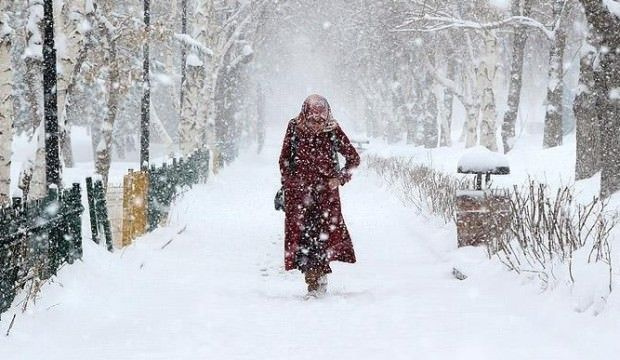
[132,171,149,239]
[121,170,149,247]
[121,171,133,247]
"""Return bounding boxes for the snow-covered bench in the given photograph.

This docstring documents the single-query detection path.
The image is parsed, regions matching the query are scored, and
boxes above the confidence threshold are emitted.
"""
[457,146,510,190]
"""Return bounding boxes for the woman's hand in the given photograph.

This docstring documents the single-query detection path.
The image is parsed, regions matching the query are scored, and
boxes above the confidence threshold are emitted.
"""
[328,178,340,190]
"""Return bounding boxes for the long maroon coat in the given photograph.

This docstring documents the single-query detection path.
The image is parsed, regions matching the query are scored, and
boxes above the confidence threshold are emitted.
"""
[279,118,361,271]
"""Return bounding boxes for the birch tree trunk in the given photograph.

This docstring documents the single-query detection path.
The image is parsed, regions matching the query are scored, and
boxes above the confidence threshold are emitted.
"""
[23,1,47,200]
[180,57,206,155]
[179,0,210,155]
[501,0,533,153]
[24,1,44,132]
[463,67,479,148]
[94,13,120,188]
[0,17,13,204]
[422,72,438,148]
[29,123,47,201]
[439,59,454,147]
[54,0,80,168]
[478,33,499,152]
[543,0,568,148]
[579,0,620,198]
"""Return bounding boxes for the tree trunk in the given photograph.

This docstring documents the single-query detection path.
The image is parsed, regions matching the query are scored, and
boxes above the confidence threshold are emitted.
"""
[179,61,205,155]
[574,48,600,180]
[439,59,454,147]
[422,72,438,148]
[502,0,533,153]
[579,0,620,198]
[464,104,480,148]
[478,33,499,152]
[54,0,77,168]
[543,0,568,148]
[24,1,44,133]
[95,14,120,188]
[0,21,12,204]
[29,123,47,200]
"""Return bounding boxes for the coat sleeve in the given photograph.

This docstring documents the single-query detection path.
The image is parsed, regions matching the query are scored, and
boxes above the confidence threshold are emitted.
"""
[334,125,361,185]
[279,121,295,185]
[316,125,361,184]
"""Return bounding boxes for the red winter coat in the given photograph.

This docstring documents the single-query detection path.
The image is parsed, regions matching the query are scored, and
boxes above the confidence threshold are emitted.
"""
[279,118,361,271]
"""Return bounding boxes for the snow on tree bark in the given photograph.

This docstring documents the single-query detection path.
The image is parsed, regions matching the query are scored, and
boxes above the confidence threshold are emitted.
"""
[543,0,569,149]
[0,14,13,204]
[574,46,600,180]
[439,59,455,147]
[579,0,620,198]
[94,9,120,188]
[54,0,82,168]
[501,0,533,153]
[421,72,438,148]
[478,32,499,152]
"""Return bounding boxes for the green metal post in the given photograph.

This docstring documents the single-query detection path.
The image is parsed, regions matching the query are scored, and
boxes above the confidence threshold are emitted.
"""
[94,180,113,252]
[85,177,99,244]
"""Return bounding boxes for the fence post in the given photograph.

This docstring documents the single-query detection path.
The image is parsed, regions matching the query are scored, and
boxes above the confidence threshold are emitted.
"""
[147,165,158,231]
[0,206,13,313]
[94,180,114,252]
[122,170,133,247]
[67,183,83,262]
[39,188,59,279]
[85,177,99,244]
[11,198,26,283]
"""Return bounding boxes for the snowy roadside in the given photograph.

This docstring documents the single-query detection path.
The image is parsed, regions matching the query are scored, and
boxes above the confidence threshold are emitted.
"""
[363,136,620,317]
[1,143,619,359]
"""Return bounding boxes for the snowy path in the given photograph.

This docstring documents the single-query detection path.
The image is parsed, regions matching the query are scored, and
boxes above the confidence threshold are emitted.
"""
[1,144,618,359]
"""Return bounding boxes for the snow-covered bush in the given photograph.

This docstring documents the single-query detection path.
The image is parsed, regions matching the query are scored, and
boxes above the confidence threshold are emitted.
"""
[366,155,473,224]
[367,155,618,294]
[490,180,618,291]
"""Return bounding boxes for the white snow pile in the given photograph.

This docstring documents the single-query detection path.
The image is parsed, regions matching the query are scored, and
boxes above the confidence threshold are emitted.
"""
[457,145,510,174]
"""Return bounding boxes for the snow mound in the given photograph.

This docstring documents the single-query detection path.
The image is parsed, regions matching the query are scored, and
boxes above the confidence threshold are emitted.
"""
[457,146,510,174]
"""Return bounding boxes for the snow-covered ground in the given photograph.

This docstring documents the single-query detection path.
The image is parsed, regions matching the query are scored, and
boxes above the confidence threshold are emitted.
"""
[1,136,619,359]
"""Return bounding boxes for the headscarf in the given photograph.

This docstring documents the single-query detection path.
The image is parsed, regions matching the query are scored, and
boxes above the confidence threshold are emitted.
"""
[297,94,338,133]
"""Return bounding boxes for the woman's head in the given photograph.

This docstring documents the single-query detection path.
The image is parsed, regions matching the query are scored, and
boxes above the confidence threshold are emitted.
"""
[299,94,331,133]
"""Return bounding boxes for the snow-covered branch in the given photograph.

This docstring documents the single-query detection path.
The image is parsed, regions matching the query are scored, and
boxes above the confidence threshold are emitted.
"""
[174,33,213,57]
[393,14,555,40]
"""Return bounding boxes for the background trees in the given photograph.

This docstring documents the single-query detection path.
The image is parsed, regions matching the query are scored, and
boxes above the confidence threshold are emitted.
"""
[0,0,618,198]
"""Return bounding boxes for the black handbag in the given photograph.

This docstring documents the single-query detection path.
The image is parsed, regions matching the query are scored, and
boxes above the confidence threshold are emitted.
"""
[274,186,285,211]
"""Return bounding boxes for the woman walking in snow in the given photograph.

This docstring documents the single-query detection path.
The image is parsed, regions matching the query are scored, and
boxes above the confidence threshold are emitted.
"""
[279,94,360,297]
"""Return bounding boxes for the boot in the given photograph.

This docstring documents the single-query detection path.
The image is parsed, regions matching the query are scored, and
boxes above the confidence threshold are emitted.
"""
[317,274,328,295]
[305,269,320,293]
